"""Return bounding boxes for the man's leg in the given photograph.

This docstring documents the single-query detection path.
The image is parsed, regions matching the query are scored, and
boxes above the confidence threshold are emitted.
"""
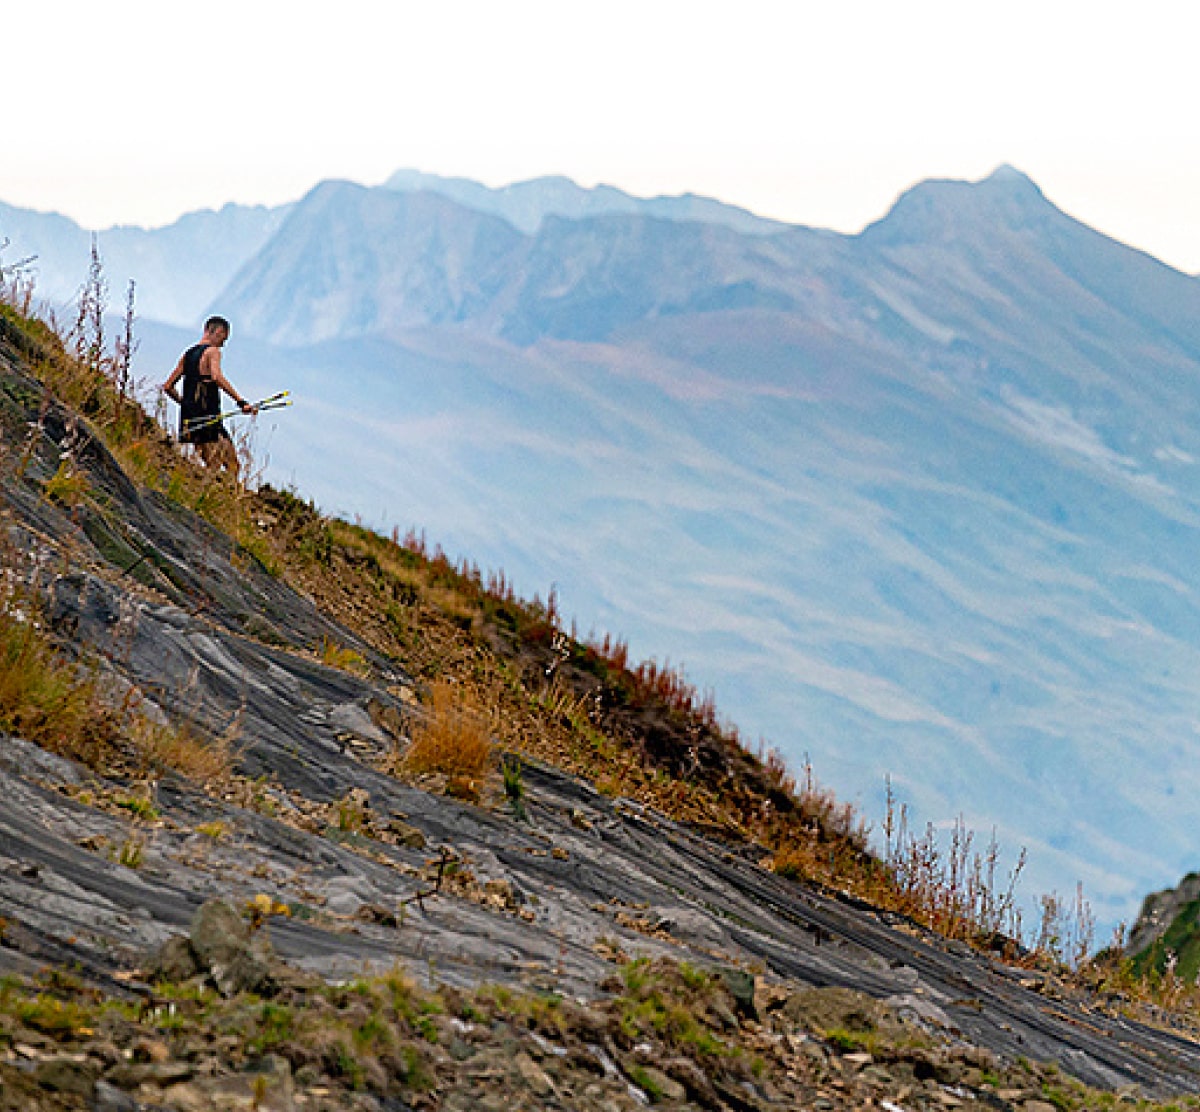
[214,433,240,479]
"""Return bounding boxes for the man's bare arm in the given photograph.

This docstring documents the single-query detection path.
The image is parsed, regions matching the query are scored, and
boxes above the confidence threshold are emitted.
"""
[201,348,256,413]
[161,357,185,406]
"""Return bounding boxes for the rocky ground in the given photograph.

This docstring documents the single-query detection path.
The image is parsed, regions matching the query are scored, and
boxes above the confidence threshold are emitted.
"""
[2,904,1153,1112]
[3,313,1200,1109]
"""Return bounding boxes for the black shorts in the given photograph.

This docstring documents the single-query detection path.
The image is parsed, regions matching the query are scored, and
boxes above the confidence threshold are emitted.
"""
[181,419,230,446]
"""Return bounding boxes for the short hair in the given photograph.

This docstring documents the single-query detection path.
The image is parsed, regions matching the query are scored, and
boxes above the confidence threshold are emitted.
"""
[204,315,231,335]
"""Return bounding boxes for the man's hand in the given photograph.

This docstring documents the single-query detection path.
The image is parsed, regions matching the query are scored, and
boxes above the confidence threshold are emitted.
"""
[238,398,259,416]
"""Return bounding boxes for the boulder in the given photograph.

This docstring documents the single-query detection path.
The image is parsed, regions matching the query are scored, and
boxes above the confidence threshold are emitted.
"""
[144,934,201,983]
[322,874,379,918]
[34,1056,99,1098]
[189,898,274,996]
[719,967,758,1020]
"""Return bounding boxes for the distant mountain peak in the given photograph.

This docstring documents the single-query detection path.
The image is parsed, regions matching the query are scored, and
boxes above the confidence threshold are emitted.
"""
[861,165,1057,247]
[304,178,367,202]
[985,163,1039,188]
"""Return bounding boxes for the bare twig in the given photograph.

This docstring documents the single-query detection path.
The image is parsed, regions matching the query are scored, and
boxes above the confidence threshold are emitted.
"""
[401,846,455,912]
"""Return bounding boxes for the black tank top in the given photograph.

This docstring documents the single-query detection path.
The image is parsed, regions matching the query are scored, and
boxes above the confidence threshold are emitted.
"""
[180,343,219,439]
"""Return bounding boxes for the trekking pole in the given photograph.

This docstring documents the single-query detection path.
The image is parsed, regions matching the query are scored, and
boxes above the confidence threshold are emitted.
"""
[183,391,292,435]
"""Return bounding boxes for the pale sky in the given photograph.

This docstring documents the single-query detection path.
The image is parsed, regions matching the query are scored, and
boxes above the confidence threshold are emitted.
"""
[6,1,1200,273]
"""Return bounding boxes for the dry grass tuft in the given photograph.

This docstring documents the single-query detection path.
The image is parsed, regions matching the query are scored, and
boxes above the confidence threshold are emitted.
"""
[0,586,114,765]
[0,574,233,784]
[130,714,236,785]
[42,459,91,508]
[403,680,493,797]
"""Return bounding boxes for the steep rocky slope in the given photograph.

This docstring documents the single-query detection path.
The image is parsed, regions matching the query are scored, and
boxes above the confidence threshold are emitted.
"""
[3,312,1200,1108]
[18,167,1200,929]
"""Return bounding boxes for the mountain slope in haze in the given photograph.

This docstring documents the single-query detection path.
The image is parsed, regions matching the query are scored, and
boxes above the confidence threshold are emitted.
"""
[217,180,832,345]
[165,165,1200,934]
[0,198,290,325]
[1127,872,1200,981]
[216,182,525,344]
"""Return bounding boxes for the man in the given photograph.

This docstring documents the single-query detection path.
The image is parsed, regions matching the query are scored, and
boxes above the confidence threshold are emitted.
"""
[162,316,256,476]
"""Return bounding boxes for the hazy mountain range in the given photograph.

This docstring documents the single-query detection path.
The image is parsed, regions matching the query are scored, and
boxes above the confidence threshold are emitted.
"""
[4,166,1200,933]
[0,199,290,325]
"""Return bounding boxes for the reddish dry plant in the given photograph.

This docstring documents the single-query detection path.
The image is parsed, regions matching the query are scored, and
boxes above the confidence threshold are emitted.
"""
[592,632,630,673]
[391,527,523,611]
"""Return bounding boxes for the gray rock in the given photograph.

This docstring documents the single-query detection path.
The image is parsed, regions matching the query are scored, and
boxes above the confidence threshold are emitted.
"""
[326,890,368,917]
[163,1056,296,1112]
[649,905,727,947]
[189,898,273,996]
[323,874,380,918]
[719,967,758,1020]
[145,934,201,982]
[328,702,388,746]
[215,935,274,997]
[0,735,86,784]
[388,819,427,848]
[514,1051,555,1097]
[662,1056,719,1104]
[33,1056,99,1097]
[107,1059,195,1088]
[884,992,954,1032]
[630,1063,686,1103]
[190,898,250,968]
[93,1079,141,1111]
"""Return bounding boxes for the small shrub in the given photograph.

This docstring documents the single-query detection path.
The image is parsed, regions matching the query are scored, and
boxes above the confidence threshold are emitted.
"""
[113,836,145,870]
[0,587,121,767]
[115,794,160,822]
[415,1015,438,1043]
[501,754,526,820]
[0,576,233,784]
[130,716,236,785]
[355,1012,396,1052]
[14,993,96,1036]
[251,1002,294,1053]
[43,459,90,508]
[319,637,368,675]
[824,1026,874,1053]
[246,894,291,932]
[334,790,368,834]
[331,1043,367,1090]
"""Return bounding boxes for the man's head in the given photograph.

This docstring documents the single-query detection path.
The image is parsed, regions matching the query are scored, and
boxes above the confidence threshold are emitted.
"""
[203,315,231,345]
